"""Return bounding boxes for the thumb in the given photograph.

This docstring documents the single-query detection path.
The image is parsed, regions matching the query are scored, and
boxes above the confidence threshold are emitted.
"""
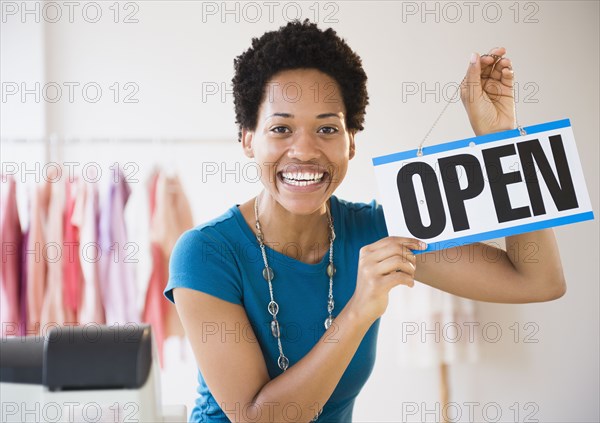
[461,52,482,106]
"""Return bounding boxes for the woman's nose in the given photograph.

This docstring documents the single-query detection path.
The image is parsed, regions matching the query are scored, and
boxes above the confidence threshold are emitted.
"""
[287,131,321,161]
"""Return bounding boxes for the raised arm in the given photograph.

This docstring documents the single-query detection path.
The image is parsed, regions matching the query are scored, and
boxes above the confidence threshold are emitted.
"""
[412,47,566,303]
[414,233,566,303]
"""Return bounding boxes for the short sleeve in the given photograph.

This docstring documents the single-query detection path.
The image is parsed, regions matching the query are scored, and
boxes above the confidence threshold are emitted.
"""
[163,228,243,306]
[371,199,389,239]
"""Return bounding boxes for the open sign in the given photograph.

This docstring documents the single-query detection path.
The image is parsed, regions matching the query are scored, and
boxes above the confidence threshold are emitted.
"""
[372,119,594,253]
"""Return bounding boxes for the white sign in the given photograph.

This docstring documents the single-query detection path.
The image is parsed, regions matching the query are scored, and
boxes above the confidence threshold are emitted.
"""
[372,119,594,253]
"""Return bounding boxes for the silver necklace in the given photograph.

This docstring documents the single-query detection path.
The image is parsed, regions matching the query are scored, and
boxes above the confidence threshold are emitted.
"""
[253,195,336,372]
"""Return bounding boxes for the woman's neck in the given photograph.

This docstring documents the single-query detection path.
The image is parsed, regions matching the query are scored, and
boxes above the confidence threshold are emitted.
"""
[248,192,333,265]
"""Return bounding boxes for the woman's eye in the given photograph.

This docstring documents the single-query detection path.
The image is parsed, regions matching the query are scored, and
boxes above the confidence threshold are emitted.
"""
[318,126,338,134]
[270,126,290,134]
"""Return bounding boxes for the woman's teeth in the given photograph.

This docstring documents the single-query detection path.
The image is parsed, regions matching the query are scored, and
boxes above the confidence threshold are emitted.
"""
[281,171,325,186]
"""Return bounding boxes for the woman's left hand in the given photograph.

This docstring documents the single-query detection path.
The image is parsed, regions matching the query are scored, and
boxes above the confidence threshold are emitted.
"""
[460,47,517,136]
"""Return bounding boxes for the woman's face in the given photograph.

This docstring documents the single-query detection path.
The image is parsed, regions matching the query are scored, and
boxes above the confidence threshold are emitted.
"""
[242,68,355,215]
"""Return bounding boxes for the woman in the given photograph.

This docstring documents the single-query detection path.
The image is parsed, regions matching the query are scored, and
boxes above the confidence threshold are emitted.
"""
[164,20,566,423]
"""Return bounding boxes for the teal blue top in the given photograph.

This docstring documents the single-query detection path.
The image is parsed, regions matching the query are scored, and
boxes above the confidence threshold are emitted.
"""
[163,195,389,422]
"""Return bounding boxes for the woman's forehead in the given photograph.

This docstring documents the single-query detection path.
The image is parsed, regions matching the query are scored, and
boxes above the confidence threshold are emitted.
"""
[259,69,345,117]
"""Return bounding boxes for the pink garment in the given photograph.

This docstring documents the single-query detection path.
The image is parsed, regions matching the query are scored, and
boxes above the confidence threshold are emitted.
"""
[72,179,105,324]
[20,228,29,336]
[143,171,193,367]
[40,174,66,329]
[144,243,168,367]
[99,168,138,325]
[1,175,23,337]
[25,181,50,335]
[63,178,83,323]
[150,172,194,258]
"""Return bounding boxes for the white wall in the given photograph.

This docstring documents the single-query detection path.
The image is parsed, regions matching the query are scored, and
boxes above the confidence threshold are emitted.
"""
[2,1,598,422]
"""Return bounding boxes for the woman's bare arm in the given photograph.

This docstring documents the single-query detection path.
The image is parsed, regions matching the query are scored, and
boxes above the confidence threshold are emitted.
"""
[173,288,373,423]
[415,229,566,303]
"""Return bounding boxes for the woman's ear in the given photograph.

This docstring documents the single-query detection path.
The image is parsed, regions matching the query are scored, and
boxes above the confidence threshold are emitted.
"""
[349,132,356,160]
[241,128,254,158]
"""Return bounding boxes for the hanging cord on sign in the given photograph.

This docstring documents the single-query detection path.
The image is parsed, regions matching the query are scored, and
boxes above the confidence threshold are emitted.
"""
[416,53,527,158]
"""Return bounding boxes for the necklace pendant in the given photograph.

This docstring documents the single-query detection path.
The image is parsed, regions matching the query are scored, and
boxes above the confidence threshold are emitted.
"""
[326,263,336,278]
[263,266,274,281]
[278,355,289,371]
[324,315,334,330]
[270,320,280,338]
[267,300,278,316]
[327,298,335,314]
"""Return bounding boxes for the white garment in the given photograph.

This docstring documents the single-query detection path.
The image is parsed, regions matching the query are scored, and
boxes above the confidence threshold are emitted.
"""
[123,175,152,318]
[161,336,197,413]
[389,281,479,367]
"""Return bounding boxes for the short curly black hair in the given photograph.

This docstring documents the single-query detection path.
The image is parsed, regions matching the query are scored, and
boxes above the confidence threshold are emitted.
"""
[232,19,369,142]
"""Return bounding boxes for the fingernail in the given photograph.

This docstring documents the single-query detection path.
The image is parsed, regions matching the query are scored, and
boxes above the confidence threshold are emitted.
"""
[470,52,477,64]
[420,241,428,250]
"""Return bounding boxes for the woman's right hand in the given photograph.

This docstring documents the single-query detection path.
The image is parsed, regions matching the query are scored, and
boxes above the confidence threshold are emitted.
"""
[348,236,427,324]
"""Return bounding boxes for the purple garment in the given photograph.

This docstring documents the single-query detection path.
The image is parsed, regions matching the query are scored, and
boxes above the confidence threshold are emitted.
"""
[98,168,139,325]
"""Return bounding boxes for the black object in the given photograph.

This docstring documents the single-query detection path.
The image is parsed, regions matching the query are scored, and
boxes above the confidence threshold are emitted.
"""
[0,324,153,392]
[0,335,44,384]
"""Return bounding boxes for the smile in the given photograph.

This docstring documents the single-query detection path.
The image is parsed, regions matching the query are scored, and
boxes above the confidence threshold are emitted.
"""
[280,171,325,185]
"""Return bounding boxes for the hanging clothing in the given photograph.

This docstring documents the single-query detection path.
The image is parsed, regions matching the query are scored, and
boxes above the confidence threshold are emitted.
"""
[144,171,193,367]
[40,174,66,329]
[124,168,153,320]
[25,180,51,335]
[144,243,169,367]
[150,172,194,259]
[98,167,138,325]
[72,178,105,325]
[63,178,83,323]
[19,228,29,336]
[390,281,479,367]
[1,175,23,337]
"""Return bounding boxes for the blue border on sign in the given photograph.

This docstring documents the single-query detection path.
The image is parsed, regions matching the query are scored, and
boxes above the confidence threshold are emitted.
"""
[372,118,572,166]
[414,210,594,254]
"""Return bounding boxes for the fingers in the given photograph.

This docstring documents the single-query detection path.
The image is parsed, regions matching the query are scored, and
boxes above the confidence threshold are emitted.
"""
[376,254,416,277]
[359,237,425,288]
[460,51,483,105]
[481,47,514,85]
[360,236,426,262]
[381,270,415,289]
[499,65,515,88]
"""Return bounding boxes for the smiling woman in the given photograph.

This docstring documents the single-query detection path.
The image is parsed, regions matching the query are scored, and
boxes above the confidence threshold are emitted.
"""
[163,20,566,423]
[241,68,355,229]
